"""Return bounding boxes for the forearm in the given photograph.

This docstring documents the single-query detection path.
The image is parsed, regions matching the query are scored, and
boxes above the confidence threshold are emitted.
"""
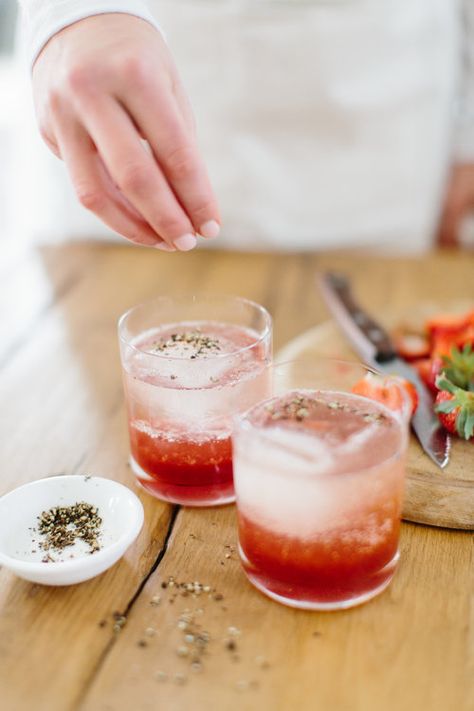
[18,0,161,67]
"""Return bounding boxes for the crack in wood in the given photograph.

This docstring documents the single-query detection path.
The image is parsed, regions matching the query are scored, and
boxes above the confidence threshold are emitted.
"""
[123,506,181,617]
[74,505,181,711]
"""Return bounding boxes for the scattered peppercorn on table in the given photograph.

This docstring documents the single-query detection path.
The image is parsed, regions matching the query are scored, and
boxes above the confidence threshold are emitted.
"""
[0,243,473,711]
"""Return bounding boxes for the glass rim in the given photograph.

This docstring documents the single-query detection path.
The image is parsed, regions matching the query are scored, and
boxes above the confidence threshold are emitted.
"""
[117,293,273,362]
[232,357,410,480]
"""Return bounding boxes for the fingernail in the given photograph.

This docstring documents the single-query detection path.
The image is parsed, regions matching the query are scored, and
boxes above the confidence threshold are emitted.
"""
[154,242,176,252]
[173,233,197,251]
[200,220,220,239]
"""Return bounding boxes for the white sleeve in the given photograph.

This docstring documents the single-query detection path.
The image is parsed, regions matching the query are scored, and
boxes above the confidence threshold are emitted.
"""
[454,0,474,161]
[18,0,162,68]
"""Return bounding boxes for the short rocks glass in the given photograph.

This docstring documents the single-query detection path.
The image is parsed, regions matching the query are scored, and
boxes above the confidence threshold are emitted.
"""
[119,295,272,506]
[232,359,409,610]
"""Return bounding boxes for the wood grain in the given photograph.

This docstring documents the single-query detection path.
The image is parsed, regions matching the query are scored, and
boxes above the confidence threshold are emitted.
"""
[80,508,473,711]
[0,244,473,711]
[0,244,177,711]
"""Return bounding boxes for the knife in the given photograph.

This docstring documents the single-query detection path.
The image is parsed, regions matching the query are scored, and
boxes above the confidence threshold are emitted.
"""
[318,271,450,469]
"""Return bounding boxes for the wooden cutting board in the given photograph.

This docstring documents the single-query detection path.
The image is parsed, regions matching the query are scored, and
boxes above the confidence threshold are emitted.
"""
[277,321,474,530]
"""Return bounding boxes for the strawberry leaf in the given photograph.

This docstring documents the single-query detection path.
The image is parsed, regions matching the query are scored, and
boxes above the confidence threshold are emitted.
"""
[436,375,460,395]
[456,408,468,438]
[441,344,474,390]
[465,412,474,440]
[435,399,458,414]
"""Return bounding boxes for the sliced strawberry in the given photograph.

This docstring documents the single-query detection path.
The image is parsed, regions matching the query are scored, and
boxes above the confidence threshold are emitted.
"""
[392,329,430,361]
[435,376,474,440]
[425,313,470,340]
[431,357,444,391]
[456,325,474,350]
[351,373,417,416]
[399,378,419,415]
[432,334,458,357]
[430,323,474,357]
[414,358,441,393]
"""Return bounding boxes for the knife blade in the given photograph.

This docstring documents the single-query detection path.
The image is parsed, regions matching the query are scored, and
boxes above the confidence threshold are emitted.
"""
[317,271,450,469]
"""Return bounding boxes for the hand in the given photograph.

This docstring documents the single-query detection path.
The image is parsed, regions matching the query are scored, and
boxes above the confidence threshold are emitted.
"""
[32,14,220,251]
[438,163,474,249]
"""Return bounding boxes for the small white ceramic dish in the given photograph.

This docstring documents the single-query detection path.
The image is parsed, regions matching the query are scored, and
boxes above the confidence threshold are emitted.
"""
[0,475,144,586]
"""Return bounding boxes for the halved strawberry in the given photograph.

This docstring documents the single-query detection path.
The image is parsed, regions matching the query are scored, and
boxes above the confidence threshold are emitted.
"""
[435,377,474,440]
[351,373,417,416]
[392,329,430,361]
[414,357,441,393]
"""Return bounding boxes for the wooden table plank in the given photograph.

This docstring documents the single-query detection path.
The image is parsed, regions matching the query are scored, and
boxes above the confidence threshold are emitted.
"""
[80,509,473,711]
[0,244,183,710]
[0,244,473,711]
[0,244,99,368]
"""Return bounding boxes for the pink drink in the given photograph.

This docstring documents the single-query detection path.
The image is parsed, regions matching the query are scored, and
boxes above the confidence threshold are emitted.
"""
[233,390,407,609]
[122,320,271,506]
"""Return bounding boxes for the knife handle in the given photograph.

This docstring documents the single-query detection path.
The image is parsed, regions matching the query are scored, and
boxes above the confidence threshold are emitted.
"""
[318,272,398,364]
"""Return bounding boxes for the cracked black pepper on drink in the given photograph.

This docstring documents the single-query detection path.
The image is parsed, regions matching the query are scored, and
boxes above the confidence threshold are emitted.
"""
[265,393,389,424]
[152,331,222,358]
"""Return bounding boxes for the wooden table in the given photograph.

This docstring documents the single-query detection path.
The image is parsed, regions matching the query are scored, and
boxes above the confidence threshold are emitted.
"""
[0,243,473,711]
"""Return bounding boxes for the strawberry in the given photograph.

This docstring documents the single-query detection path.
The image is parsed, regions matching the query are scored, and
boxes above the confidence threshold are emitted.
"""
[435,377,474,440]
[434,390,459,435]
[351,373,418,416]
[402,379,419,415]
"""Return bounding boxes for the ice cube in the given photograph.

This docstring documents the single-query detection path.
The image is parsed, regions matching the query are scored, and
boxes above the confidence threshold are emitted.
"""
[234,427,340,537]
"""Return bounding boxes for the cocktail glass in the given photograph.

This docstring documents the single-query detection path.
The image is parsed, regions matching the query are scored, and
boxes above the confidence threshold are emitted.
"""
[232,359,410,610]
[118,295,272,506]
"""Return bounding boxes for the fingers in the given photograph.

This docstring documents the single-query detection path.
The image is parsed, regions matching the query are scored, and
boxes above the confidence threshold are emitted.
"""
[438,164,474,249]
[52,114,172,249]
[438,204,461,248]
[31,14,222,251]
[121,70,220,239]
[41,130,62,159]
[438,185,466,249]
[76,95,198,251]
[170,73,197,138]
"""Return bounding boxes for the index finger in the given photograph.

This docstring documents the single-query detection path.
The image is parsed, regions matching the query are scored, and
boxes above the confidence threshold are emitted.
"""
[76,96,198,250]
[124,79,221,239]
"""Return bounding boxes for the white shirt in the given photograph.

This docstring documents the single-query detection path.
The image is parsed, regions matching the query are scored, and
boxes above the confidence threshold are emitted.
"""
[18,0,161,66]
[16,0,474,252]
